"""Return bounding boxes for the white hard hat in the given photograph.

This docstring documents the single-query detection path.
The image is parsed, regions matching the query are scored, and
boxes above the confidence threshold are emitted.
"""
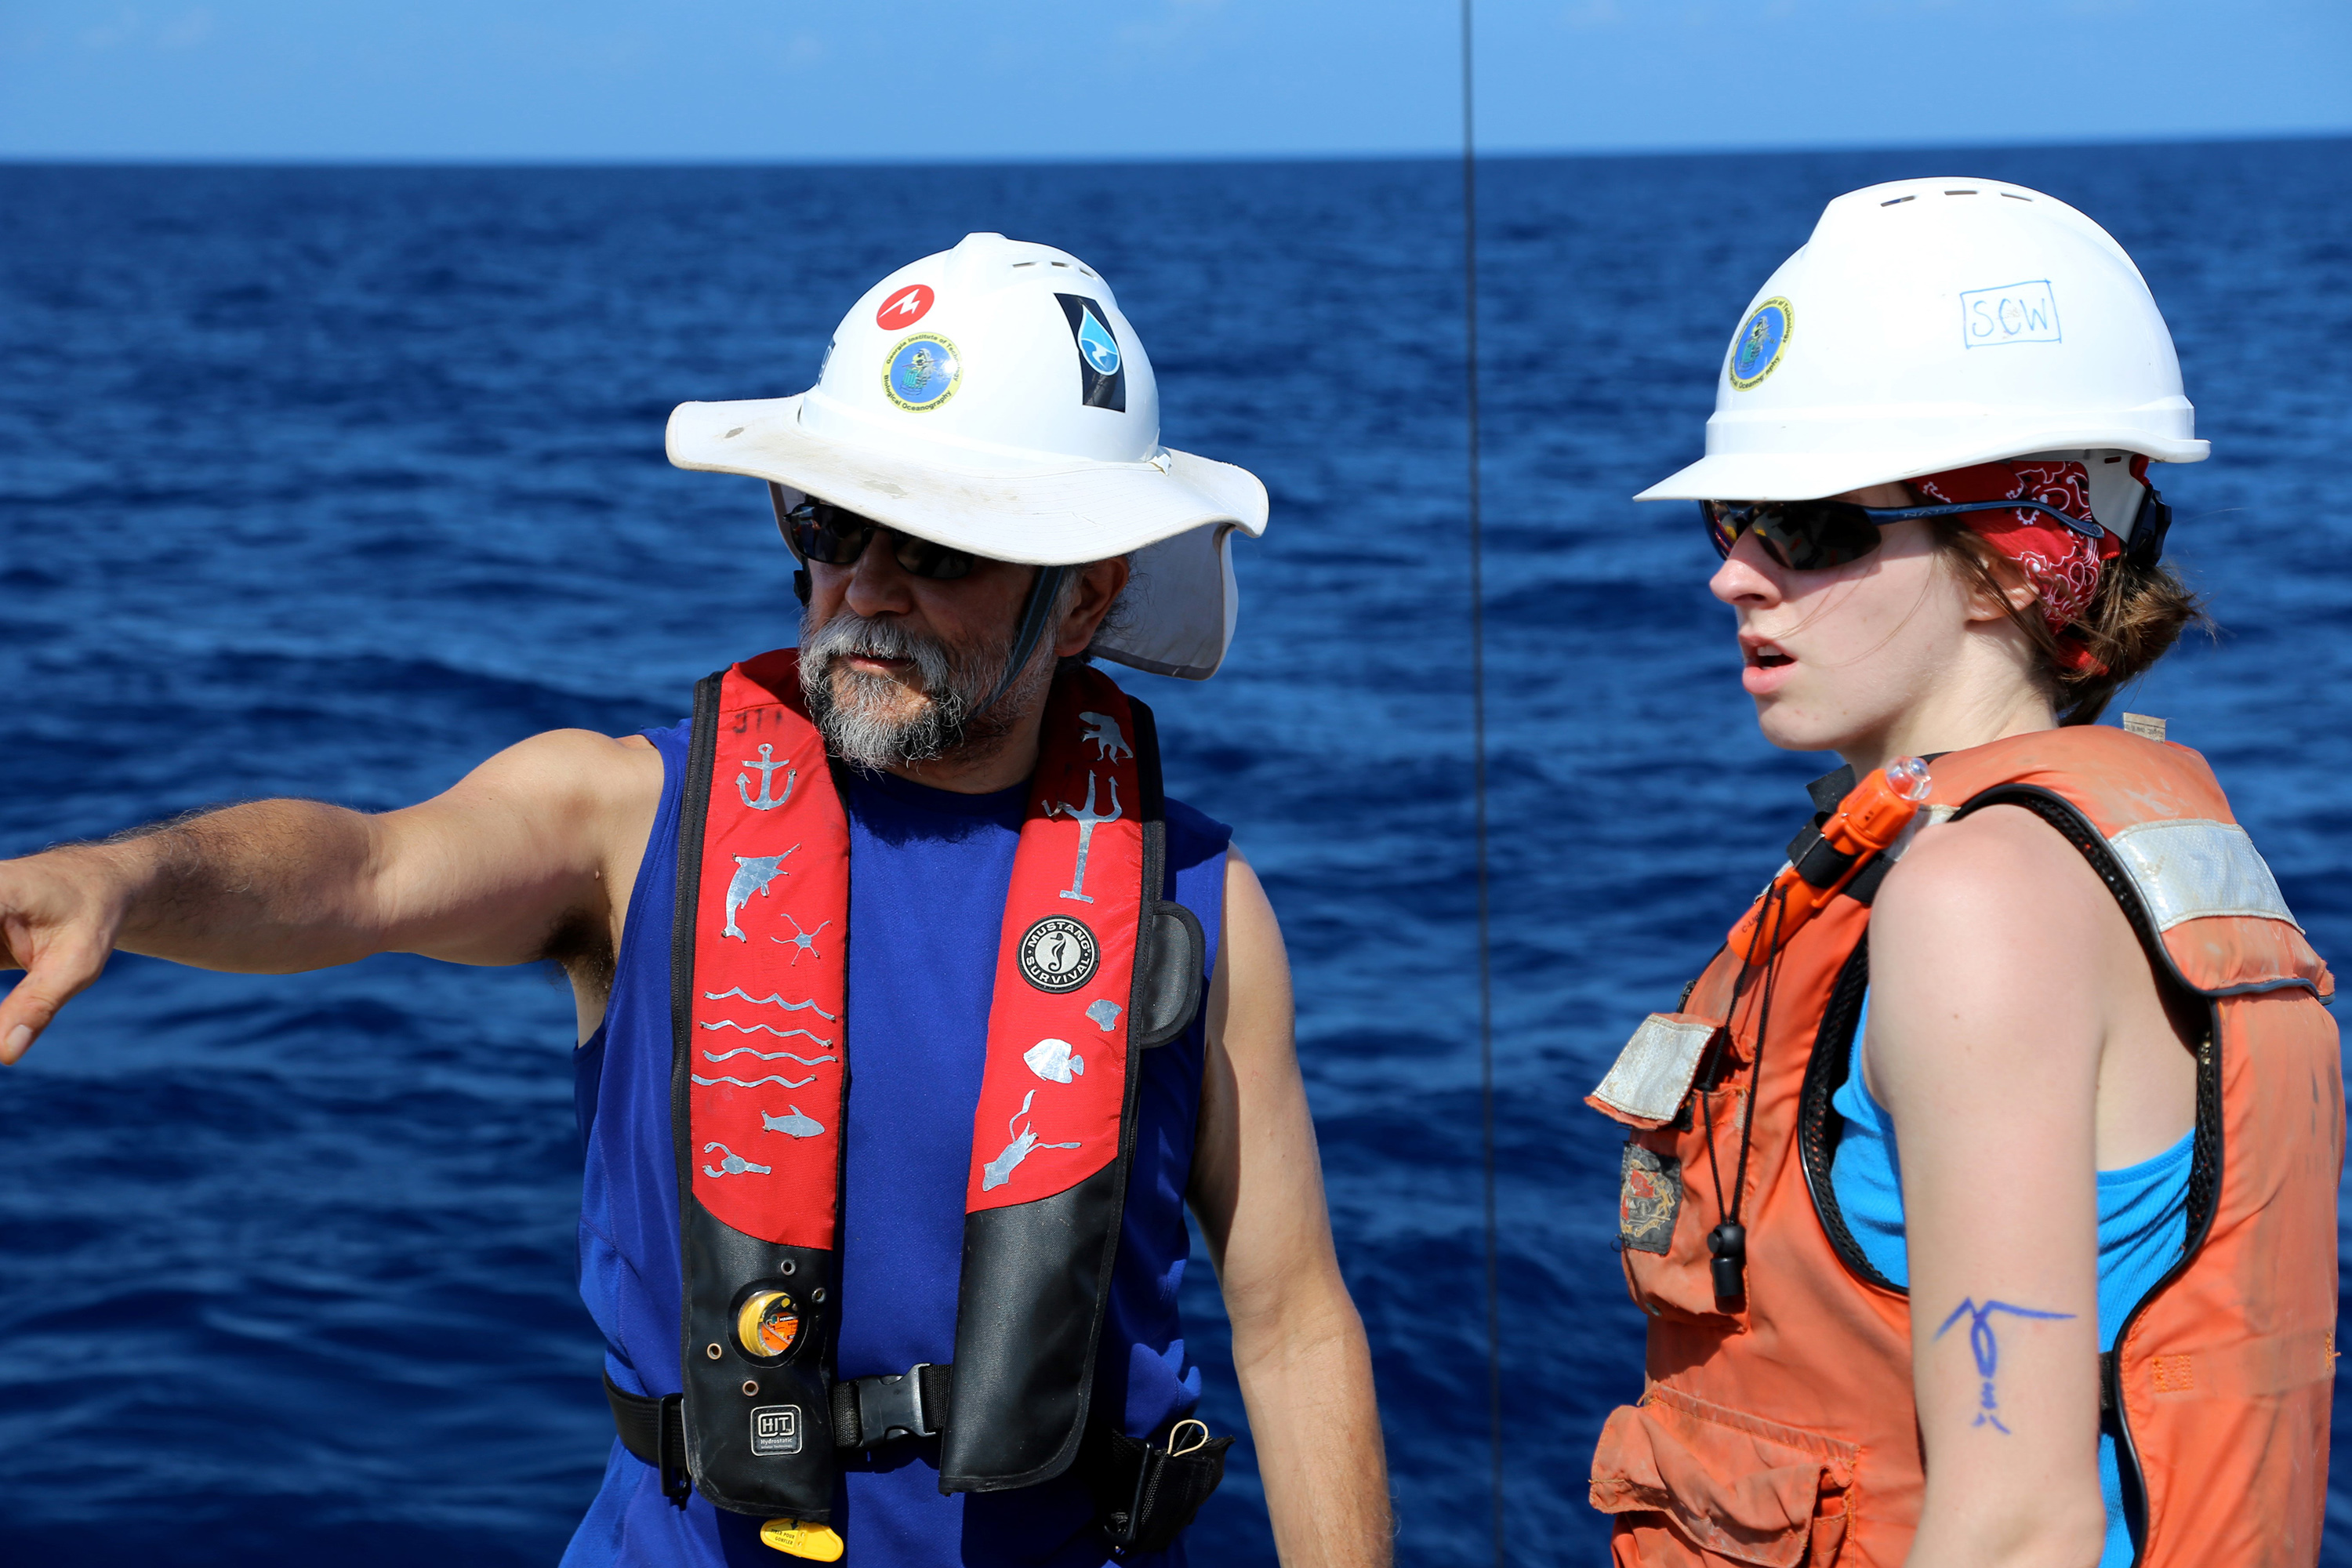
[1639,178,2207,506]
[667,232,1268,681]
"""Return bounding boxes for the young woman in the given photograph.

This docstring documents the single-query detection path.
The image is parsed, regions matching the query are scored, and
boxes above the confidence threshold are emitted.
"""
[1584,180,2339,1568]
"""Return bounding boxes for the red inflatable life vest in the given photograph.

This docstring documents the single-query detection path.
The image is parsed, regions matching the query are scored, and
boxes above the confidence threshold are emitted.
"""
[672,649,1204,1521]
[1586,727,2341,1567]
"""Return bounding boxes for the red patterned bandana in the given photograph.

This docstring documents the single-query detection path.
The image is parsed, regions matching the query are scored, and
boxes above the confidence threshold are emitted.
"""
[1913,459,2118,672]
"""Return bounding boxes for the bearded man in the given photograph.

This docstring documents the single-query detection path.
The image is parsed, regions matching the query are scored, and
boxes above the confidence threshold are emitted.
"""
[0,235,1389,1567]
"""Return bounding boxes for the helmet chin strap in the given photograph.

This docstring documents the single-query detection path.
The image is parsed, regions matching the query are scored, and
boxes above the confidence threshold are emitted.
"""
[968,564,1071,724]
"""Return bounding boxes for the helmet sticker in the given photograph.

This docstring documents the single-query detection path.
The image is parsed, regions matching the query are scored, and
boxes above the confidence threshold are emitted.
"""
[1054,293,1127,412]
[1960,279,2061,347]
[883,333,960,411]
[875,282,935,329]
[1728,297,1793,390]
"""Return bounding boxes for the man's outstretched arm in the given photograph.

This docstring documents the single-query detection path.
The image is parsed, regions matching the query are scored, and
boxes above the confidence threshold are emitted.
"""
[0,728,661,1063]
[1192,848,1391,1567]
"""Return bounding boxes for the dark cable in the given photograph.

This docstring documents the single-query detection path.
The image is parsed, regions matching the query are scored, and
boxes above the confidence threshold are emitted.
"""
[1460,2,1504,1563]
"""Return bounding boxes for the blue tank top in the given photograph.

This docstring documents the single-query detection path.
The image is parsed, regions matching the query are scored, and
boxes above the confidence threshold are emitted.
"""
[562,719,1230,1568]
[1829,996,2190,1568]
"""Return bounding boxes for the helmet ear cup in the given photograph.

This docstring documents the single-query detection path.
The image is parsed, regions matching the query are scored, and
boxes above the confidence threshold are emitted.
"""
[2125,489,2172,572]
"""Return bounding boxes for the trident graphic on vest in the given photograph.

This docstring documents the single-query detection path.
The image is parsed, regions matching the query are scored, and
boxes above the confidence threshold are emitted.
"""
[738,744,796,811]
[1050,773,1122,904]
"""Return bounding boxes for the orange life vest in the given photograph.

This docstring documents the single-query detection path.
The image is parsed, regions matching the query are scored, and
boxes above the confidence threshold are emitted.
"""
[1585,727,2341,1567]
[673,650,1203,1519]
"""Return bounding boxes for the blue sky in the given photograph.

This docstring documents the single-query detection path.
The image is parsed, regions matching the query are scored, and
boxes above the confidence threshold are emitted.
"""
[2,0,2346,162]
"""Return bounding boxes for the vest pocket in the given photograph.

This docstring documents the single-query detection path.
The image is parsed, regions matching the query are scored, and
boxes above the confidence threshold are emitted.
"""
[1618,1084,1749,1327]
[1590,1382,1855,1568]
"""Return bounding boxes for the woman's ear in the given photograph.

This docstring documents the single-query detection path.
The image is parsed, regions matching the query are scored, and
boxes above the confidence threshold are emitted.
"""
[1961,550,2040,624]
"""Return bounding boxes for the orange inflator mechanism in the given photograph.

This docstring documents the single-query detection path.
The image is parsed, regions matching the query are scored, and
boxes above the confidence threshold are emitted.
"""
[1726,757,1933,964]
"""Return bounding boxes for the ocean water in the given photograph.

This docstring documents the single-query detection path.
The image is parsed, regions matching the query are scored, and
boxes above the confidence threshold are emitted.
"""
[2,139,2349,1565]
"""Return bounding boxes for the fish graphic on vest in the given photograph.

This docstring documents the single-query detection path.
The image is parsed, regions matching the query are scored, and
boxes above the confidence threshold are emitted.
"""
[760,1105,826,1139]
[1023,1038,1085,1083]
[722,850,793,941]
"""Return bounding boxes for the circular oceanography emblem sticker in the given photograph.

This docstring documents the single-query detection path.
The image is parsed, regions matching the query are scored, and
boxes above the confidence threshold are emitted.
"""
[884,332,960,411]
[1018,916,1098,993]
[1727,296,1793,390]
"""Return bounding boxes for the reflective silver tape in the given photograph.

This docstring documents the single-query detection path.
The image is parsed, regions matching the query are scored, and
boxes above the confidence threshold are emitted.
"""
[1592,1014,1715,1125]
[2106,818,2299,932]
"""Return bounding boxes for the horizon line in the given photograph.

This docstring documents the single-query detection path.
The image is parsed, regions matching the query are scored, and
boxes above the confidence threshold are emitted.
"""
[1,126,2345,173]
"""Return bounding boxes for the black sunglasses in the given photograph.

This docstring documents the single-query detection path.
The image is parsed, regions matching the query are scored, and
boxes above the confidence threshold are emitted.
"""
[1703,496,2109,572]
[771,486,978,581]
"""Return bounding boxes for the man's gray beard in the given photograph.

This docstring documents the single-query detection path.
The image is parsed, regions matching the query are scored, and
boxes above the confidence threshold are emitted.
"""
[798,610,1047,773]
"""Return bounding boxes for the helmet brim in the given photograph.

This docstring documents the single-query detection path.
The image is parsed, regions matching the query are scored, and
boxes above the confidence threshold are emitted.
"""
[1636,427,2209,503]
[668,394,1268,681]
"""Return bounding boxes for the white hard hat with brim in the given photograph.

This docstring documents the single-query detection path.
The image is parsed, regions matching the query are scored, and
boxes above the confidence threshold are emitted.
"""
[1638,178,2208,506]
[667,234,1269,681]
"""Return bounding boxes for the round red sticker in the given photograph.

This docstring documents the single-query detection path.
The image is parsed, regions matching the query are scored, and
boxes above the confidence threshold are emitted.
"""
[875,284,935,329]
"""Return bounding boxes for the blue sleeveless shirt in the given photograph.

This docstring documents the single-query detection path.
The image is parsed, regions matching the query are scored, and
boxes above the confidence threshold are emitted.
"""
[1830,996,2190,1568]
[563,719,1230,1568]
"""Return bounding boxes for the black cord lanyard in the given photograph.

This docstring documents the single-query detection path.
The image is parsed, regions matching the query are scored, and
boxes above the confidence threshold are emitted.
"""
[1703,880,1788,1306]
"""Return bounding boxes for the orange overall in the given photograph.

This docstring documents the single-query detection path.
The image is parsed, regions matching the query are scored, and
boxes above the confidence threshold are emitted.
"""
[1585,728,2341,1567]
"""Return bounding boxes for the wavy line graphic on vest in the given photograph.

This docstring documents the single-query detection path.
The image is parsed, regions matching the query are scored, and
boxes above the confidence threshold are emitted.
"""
[760,1105,826,1139]
[702,987,839,1021]
[980,1088,1082,1191]
[1023,1038,1085,1084]
[1077,711,1132,762]
[721,850,796,940]
[1048,773,1121,904]
[737,743,796,811]
[691,1073,819,1090]
[768,913,829,964]
[702,1142,771,1178]
[699,1019,836,1047]
[701,1046,838,1066]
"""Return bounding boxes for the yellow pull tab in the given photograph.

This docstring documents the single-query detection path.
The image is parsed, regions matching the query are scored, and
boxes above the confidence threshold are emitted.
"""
[759,1519,845,1562]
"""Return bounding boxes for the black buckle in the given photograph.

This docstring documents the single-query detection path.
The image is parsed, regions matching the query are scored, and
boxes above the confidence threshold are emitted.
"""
[656,1392,691,1507]
[854,1363,937,1445]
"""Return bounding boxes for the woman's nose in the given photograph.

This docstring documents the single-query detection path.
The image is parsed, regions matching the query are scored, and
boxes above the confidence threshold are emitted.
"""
[1709,529,1785,607]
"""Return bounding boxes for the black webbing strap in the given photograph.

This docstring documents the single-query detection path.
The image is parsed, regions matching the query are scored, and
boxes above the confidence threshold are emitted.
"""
[967,565,1070,721]
[603,1371,691,1506]
[830,1362,956,1449]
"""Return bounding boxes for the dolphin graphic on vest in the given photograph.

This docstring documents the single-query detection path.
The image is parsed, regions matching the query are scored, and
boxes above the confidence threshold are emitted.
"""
[721,850,794,942]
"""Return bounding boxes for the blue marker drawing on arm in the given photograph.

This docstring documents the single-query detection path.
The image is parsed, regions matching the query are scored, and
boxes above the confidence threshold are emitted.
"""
[1935,1298,2075,1434]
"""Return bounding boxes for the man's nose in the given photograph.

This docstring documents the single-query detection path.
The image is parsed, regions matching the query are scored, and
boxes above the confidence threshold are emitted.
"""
[843,536,916,619]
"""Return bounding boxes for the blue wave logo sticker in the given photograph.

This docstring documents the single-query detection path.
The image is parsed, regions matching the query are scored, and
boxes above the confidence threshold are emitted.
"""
[1728,296,1793,390]
[884,333,960,411]
[1076,307,1120,374]
[1055,293,1127,412]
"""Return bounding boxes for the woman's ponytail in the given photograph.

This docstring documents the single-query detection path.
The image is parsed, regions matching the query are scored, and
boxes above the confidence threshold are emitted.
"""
[1934,517,2208,728]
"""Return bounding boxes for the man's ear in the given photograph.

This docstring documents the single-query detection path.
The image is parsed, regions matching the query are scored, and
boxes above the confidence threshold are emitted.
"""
[1054,556,1131,658]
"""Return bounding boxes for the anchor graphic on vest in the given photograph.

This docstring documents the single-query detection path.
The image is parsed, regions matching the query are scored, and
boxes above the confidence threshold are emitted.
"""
[1048,772,1122,905]
[737,744,796,811]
